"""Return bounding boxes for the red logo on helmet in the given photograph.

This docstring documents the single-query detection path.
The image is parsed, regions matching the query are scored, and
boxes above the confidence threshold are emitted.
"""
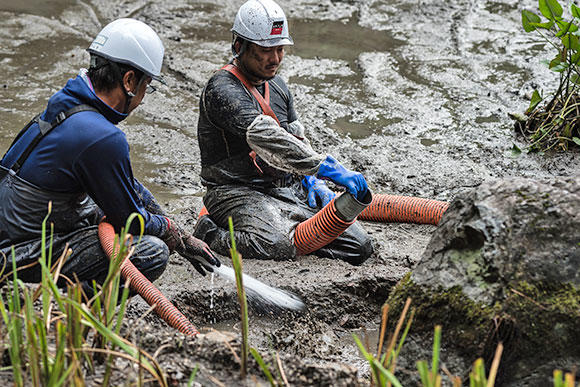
[271,21,283,35]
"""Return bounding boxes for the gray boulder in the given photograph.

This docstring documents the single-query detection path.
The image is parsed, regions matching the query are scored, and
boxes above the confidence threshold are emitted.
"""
[388,176,580,385]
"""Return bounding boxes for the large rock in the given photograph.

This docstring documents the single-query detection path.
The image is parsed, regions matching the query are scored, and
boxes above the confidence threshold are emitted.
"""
[388,176,580,385]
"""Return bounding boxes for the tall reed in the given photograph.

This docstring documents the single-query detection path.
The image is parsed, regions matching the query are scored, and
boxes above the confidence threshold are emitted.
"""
[228,216,249,378]
[0,205,167,386]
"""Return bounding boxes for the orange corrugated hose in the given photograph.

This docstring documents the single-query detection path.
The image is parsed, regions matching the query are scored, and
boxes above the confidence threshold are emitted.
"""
[358,194,449,225]
[198,193,448,255]
[198,194,449,228]
[98,221,198,337]
[293,197,354,255]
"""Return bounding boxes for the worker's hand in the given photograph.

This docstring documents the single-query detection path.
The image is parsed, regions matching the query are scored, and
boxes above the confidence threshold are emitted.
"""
[163,218,221,276]
[302,175,336,208]
[316,155,368,201]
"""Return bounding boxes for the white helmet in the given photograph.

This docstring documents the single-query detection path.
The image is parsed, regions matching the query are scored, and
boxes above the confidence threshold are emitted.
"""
[232,0,293,47]
[87,18,165,83]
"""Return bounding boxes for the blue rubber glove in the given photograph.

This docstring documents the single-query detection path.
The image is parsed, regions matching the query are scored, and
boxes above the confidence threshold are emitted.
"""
[302,175,336,208]
[316,155,368,201]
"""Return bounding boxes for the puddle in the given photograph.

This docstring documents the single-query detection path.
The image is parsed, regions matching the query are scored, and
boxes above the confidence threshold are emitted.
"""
[290,18,401,63]
[0,0,75,17]
[420,138,440,147]
[331,115,403,139]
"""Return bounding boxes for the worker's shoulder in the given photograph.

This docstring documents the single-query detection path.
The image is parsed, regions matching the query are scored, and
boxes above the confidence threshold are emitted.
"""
[206,68,240,88]
[65,109,120,134]
[268,75,291,98]
[203,69,250,103]
[64,111,127,150]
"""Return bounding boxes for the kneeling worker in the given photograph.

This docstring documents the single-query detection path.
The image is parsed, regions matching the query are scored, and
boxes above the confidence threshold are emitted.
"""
[194,0,373,264]
[0,18,219,292]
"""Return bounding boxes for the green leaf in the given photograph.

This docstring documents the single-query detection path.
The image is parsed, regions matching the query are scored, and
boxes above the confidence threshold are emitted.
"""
[511,143,522,156]
[550,61,569,72]
[530,20,556,29]
[556,20,578,37]
[571,73,580,84]
[571,51,580,64]
[522,10,541,32]
[562,34,580,50]
[549,56,562,68]
[539,0,563,20]
[572,3,580,19]
[527,89,543,113]
[573,137,580,145]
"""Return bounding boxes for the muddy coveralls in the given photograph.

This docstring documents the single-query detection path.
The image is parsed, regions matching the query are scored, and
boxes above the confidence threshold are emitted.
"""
[0,71,169,289]
[195,67,373,265]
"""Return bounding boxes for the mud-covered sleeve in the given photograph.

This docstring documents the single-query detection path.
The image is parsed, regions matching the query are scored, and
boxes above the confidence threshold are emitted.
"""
[205,72,324,174]
[133,178,166,216]
[285,93,309,141]
[202,74,263,139]
[246,115,325,175]
[73,132,168,237]
[286,87,299,126]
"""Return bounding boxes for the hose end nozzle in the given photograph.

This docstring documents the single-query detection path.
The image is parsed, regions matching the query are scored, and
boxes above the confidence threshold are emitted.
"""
[334,189,373,222]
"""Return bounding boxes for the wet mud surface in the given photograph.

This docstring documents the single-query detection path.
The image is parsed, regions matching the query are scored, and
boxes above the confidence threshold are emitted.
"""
[1,0,578,385]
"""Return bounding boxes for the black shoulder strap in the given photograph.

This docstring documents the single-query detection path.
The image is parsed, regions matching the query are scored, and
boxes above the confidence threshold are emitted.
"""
[6,104,100,174]
[2,113,42,160]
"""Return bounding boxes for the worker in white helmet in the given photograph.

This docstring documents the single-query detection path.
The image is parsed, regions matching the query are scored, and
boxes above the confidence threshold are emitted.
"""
[0,18,219,293]
[194,0,373,264]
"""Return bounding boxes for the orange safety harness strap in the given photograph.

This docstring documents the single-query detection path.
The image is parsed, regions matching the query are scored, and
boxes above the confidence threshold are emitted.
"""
[222,63,280,125]
[222,63,281,174]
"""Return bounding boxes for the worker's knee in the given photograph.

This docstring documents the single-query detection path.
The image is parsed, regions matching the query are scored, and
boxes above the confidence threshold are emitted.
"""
[268,234,296,261]
[241,232,296,261]
[346,236,374,266]
[130,235,169,282]
[315,230,374,265]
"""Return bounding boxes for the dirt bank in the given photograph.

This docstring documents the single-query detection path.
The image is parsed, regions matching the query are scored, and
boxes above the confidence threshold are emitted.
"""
[1,0,578,384]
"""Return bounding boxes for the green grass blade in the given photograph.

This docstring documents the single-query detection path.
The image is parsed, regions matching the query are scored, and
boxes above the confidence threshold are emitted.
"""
[431,325,442,384]
[125,212,145,245]
[229,217,249,378]
[250,347,275,386]
[417,360,431,387]
[53,365,76,387]
[352,334,373,362]
[114,278,131,335]
[187,365,199,387]
[553,370,564,387]
[372,358,403,387]
[23,288,41,387]
[71,300,162,380]
[47,321,68,386]
[8,252,24,387]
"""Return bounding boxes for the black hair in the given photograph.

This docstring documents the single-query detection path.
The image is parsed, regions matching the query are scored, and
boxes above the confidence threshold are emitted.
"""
[87,54,144,93]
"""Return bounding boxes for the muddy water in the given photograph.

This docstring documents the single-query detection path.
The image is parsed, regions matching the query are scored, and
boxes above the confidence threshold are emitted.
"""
[1,0,579,384]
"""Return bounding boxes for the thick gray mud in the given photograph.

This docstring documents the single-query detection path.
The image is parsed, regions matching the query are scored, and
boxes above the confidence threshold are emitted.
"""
[1,0,578,385]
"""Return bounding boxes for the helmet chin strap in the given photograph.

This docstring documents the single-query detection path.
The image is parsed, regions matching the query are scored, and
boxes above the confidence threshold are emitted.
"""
[231,35,248,60]
[110,61,140,115]
[122,93,134,115]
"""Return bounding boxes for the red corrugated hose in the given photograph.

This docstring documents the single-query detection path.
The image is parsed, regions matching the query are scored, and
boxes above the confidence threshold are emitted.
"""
[98,221,198,337]
[358,194,448,225]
